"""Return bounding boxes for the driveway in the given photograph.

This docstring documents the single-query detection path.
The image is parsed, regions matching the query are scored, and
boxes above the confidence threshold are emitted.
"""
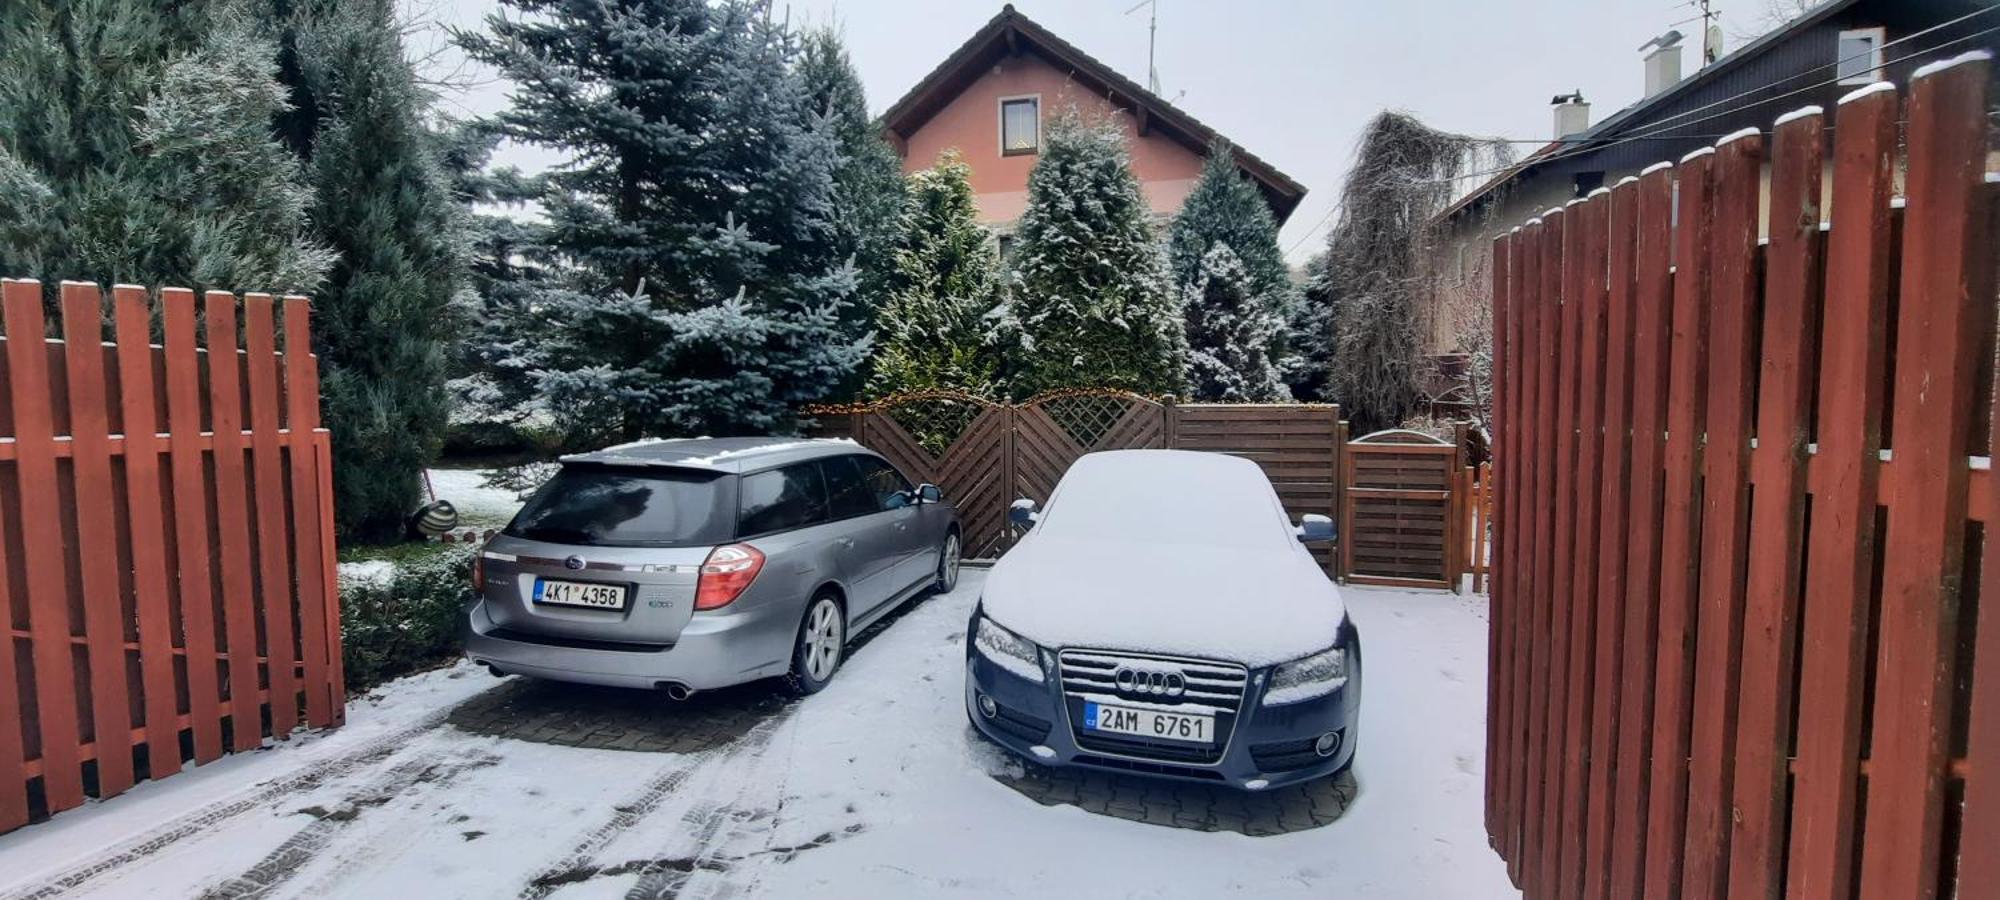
[0,570,1515,899]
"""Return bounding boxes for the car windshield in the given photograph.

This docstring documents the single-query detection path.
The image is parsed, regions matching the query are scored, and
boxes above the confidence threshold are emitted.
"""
[1037,452,1290,549]
[505,465,732,546]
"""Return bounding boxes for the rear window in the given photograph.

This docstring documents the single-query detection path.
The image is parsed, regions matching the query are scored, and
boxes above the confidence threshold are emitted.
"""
[506,465,733,547]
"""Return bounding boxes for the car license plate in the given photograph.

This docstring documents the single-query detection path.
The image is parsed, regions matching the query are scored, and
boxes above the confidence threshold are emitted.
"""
[533,578,628,610]
[1084,701,1214,745]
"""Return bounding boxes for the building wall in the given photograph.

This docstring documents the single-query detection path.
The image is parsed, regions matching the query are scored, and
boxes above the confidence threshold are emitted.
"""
[1420,0,1995,358]
[898,50,1207,227]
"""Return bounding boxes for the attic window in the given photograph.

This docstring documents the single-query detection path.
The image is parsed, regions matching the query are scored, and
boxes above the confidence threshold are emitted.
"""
[1836,27,1885,84]
[1001,96,1040,156]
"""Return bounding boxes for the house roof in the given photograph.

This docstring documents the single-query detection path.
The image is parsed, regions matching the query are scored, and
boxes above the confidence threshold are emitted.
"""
[1435,0,1867,223]
[880,5,1308,223]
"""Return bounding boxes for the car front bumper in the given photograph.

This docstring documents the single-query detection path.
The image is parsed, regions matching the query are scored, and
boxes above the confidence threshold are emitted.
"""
[964,620,1362,791]
[461,596,792,691]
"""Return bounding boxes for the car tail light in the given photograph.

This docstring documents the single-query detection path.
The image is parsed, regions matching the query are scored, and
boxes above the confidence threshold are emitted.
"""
[472,554,485,592]
[694,544,764,610]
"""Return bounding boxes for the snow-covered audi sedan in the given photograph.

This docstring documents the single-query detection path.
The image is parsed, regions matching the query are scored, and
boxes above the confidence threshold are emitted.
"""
[964,449,1360,790]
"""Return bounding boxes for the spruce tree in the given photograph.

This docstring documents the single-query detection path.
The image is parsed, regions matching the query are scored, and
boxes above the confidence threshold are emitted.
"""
[1284,249,1337,401]
[437,123,551,423]
[798,27,905,337]
[0,2,330,293]
[1167,144,1296,400]
[1183,244,1286,402]
[1001,113,1186,399]
[263,0,465,541]
[868,151,1001,397]
[461,0,867,442]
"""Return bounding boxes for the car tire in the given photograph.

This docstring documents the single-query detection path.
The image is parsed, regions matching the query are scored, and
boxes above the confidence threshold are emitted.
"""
[786,591,846,695]
[932,531,962,594]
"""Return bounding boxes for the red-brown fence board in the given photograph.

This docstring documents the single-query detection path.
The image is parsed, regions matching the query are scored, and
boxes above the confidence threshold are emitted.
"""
[1561,192,1609,900]
[0,279,339,833]
[1728,106,1824,900]
[58,282,136,799]
[1859,58,1992,900]
[111,284,182,781]
[1786,82,1897,900]
[1532,205,1574,900]
[1488,63,1996,900]
[1682,128,1764,900]
[1608,164,1674,899]
[1583,178,1639,900]
[1642,145,1714,900]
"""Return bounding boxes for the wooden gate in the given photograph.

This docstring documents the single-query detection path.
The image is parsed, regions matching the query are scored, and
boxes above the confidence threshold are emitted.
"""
[0,279,341,835]
[809,391,1343,567]
[1339,429,1458,589]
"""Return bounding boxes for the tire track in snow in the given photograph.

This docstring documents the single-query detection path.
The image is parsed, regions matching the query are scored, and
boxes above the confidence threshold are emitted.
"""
[194,748,504,899]
[0,691,485,900]
[519,716,786,900]
[622,715,797,900]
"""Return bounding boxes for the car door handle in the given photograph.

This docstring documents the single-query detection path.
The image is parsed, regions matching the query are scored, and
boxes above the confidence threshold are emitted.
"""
[837,537,855,548]
[895,522,908,531]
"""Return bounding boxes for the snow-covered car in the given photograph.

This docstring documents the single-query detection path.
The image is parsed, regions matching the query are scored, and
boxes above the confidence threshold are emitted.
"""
[465,438,961,697]
[964,449,1359,790]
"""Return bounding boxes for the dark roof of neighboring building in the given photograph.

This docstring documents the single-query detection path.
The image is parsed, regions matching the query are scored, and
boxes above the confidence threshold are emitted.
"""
[1436,0,1872,223]
[561,437,866,473]
[880,4,1308,223]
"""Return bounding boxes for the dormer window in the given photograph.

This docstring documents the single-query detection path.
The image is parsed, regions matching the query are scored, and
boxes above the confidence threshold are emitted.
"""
[1000,96,1039,156]
[1836,27,1885,84]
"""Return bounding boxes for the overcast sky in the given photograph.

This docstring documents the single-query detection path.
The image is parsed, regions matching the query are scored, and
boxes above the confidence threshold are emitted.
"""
[411,0,1776,263]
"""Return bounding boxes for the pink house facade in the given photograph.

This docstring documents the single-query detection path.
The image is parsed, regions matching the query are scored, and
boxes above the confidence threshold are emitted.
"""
[880,6,1305,231]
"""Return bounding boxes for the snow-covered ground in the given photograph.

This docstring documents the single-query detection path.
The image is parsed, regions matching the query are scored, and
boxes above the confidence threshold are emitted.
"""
[0,571,1515,899]
[425,467,528,529]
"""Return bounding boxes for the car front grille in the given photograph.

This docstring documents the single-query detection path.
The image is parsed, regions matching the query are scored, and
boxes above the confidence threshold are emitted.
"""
[1058,649,1247,766]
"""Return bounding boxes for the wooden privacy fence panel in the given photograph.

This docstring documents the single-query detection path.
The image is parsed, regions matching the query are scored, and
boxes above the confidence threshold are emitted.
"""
[808,392,1345,569]
[1340,429,1458,589]
[1487,59,2000,900]
[0,279,340,835]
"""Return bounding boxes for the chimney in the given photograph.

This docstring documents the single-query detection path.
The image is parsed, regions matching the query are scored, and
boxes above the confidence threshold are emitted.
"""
[1551,91,1590,139]
[1639,30,1685,98]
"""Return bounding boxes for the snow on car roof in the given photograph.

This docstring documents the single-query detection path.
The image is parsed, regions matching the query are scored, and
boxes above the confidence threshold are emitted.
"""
[1038,450,1293,549]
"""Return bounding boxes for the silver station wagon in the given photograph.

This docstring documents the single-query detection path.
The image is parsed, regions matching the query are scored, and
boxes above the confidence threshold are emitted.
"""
[464,437,962,697]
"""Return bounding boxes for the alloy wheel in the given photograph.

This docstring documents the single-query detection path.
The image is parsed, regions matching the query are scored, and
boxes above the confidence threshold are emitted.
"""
[804,597,844,682]
[940,533,961,592]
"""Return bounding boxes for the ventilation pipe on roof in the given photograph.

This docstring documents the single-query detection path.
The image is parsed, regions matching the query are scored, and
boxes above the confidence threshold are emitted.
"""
[1639,30,1685,98]
[1551,90,1590,139]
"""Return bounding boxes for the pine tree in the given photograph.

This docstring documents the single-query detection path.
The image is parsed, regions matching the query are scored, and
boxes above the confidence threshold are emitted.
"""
[1183,244,1286,401]
[798,27,904,339]
[0,2,330,293]
[461,0,867,442]
[1166,143,1297,400]
[1283,249,1337,401]
[1001,112,1186,398]
[868,151,1001,397]
[261,0,465,541]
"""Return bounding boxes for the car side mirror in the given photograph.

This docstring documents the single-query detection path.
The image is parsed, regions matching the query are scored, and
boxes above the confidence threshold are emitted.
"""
[1297,514,1336,544]
[917,483,943,504]
[1009,498,1039,528]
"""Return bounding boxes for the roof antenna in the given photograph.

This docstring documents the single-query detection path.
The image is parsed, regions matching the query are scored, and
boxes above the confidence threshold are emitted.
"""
[1124,0,1161,94]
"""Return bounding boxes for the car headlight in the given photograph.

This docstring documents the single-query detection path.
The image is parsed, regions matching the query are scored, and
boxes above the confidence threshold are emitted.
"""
[1263,645,1347,706]
[973,613,1044,683]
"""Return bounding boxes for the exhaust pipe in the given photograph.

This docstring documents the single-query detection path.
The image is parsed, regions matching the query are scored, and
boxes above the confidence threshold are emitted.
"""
[481,662,507,678]
[661,682,695,701]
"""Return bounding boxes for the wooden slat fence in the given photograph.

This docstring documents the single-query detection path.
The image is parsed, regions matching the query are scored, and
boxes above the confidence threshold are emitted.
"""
[809,391,1346,571]
[1487,60,1999,899]
[1340,429,1459,589]
[0,279,341,835]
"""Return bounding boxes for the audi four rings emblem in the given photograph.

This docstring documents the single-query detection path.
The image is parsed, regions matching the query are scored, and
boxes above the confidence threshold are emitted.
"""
[1114,666,1187,697]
